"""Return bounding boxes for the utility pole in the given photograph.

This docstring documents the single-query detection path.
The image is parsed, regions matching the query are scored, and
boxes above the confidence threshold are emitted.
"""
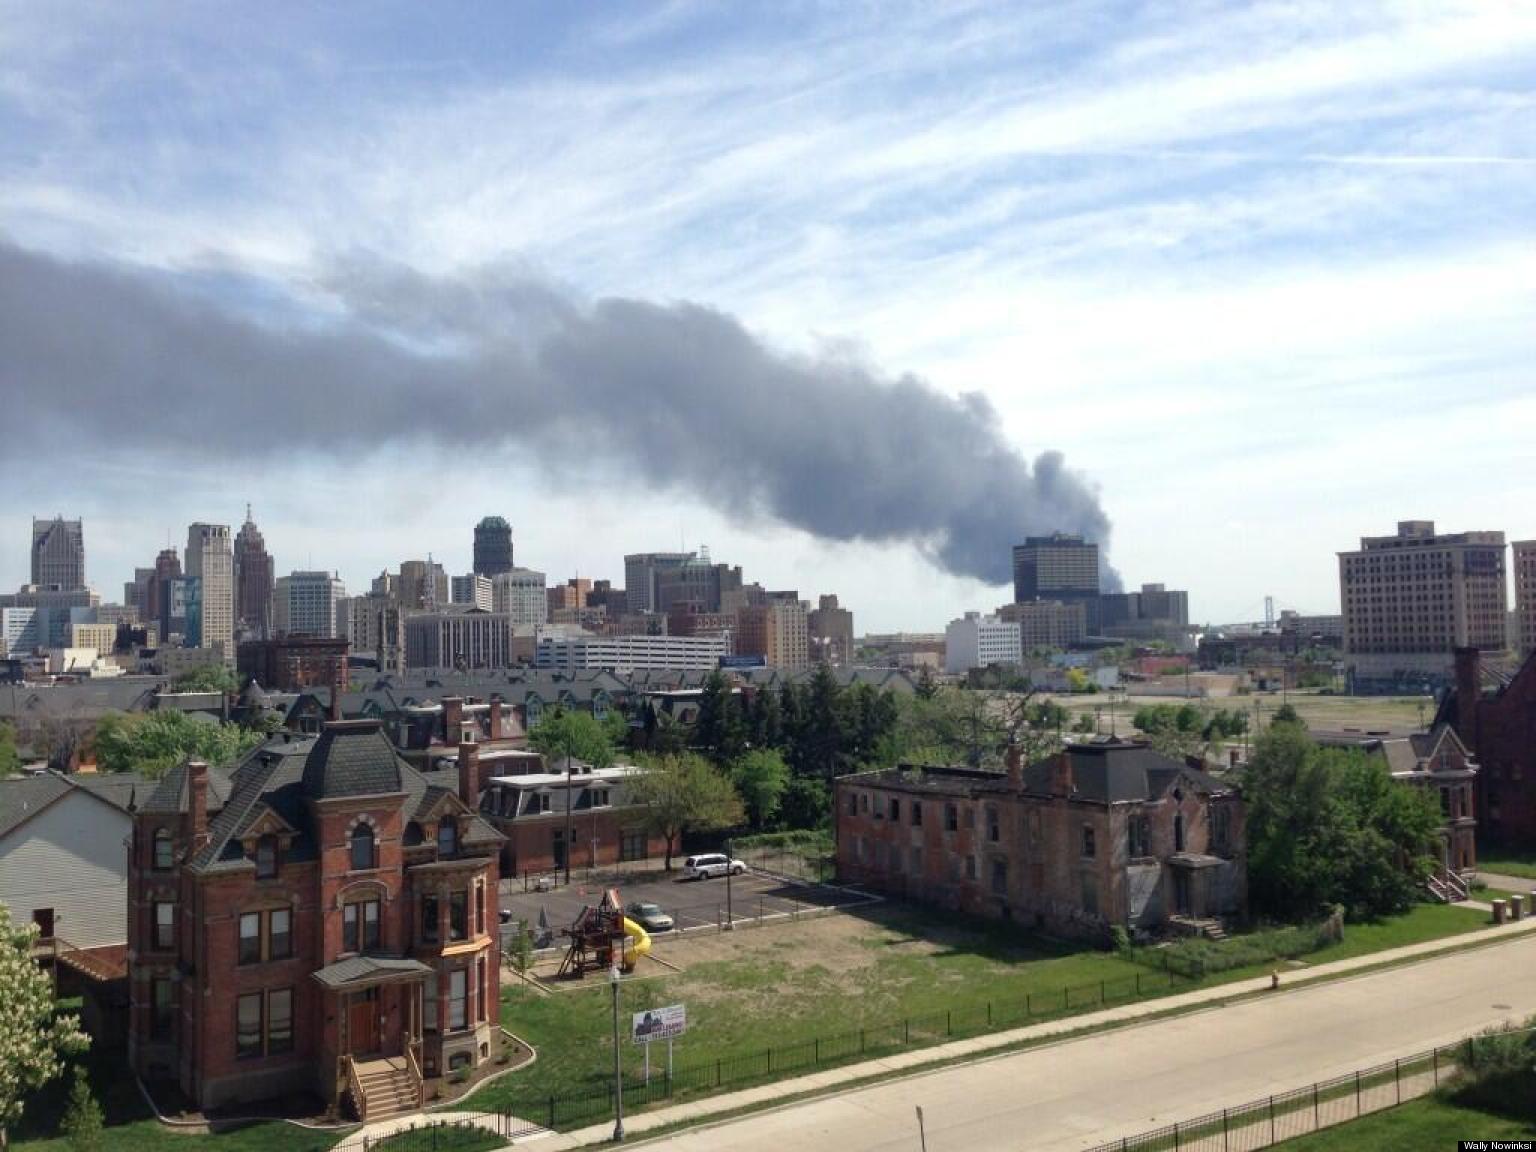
[610,965,625,1142]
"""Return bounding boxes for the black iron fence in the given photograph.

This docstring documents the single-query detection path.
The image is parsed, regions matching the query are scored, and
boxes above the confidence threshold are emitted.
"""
[497,967,1195,1130]
[360,1114,542,1151]
[1079,1030,1534,1152]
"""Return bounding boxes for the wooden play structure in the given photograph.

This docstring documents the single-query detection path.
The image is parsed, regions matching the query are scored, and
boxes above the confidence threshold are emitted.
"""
[557,888,651,979]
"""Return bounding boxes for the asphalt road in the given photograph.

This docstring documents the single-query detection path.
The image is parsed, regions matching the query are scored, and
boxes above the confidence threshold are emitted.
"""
[642,931,1536,1152]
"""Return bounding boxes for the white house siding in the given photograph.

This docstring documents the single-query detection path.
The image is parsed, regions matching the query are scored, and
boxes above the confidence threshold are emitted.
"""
[0,791,131,948]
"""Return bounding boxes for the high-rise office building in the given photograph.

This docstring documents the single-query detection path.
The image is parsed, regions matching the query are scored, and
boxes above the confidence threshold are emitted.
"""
[1011,534,1100,603]
[31,517,85,589]
[473,516,514,577]
[273,571,346,638]
[1512,539,1536,659]
[233,506,275,640]
[451,573,494,612]
[491,568,547,626]
[397,560,449,610]
[145,549,181,641]
[185,523,234,658]
[735,596,810,671]
[624,552,695,614]
[808,594,855,665]
[1339,520,1507,690]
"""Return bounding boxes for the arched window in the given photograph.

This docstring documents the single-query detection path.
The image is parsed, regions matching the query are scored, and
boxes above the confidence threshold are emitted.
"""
[255,834,278,879]
[437,817,458,858]
[153,828,174,870]
[525,696,543,729]
[350,823,375,871]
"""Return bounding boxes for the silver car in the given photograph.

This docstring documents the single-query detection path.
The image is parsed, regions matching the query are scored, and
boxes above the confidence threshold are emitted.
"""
[681,853,746,880]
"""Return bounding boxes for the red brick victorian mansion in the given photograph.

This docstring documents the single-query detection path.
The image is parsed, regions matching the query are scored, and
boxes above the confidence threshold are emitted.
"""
[126,719,504,1118]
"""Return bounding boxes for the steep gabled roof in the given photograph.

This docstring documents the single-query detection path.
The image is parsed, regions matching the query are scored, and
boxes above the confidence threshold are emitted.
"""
[139,759,235,815]
[0,770,148,839]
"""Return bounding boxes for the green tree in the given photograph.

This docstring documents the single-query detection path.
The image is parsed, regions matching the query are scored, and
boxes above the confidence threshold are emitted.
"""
[627,753,744,870]
[0,903,89,1149]
[528,708,617,772]
[93,711,264,778]
[730,748,790,830]
[170,664,242,694]
[0,723,20,778]
[745,687,782,750]
[913,665,940,700]
[778,777,829,829]
[1271,703,1305,729]
[1242,726,1441,920]
[693,672,747,764]
[59,1065,102,1152]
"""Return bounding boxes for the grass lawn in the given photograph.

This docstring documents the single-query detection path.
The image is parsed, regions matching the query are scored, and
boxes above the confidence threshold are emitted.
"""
[469,900,1492,1127]
[1476,852,1536,881]
[1273,1092,1533,1150]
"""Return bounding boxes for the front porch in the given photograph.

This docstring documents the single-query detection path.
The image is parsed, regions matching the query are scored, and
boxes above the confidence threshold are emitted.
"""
[313,955,433,1122]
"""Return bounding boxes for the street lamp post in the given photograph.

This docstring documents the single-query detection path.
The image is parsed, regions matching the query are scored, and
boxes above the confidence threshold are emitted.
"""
[610,965,625,1142]
[724,838,734,931]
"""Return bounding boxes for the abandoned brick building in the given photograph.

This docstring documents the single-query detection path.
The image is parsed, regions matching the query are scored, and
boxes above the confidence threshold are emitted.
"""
[835,739,1246,939]
[1440,646,1536,845]
[127,719,503,1119]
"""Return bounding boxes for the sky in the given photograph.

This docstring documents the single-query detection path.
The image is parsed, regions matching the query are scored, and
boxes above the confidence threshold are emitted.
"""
[2,1,1534,632]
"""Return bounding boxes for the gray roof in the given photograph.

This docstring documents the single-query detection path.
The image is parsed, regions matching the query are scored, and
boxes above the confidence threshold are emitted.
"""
[312,955,433,990]
[301,721,405,799]
[0,770,147,839]
[0,679,162,721]
[179,725,502,875]
[139,759,235,815]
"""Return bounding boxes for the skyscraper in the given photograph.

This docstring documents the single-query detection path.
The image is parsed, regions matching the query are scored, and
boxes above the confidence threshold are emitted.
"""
[624,552,695,613]
[31,516,85,589]
[273,571,346,638]
[146,548,182,643]
[473,516,514,577]
[1011,533,1100,603]
[1339,520,1507,691]
[234,505,275,640]
[185,523,234,659]
[1515,539,1536,659]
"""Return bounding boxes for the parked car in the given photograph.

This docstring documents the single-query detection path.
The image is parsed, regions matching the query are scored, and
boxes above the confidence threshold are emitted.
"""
[681,853,746,880]
[625,901,675,932]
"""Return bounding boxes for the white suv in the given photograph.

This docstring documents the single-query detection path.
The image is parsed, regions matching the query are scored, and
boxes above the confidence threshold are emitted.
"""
[681,853,746,880]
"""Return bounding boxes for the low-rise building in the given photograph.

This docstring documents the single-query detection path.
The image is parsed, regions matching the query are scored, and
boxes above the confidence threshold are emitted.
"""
[944,612,1022,673]
[127,722,504,1114]
[1312,724,1478,876]
[535,633,729,674]
[997,600,1086,650]
[238,635,350,693]
[836,740,1245,939]
[478,758,668,878]
[1442,646,1536,845]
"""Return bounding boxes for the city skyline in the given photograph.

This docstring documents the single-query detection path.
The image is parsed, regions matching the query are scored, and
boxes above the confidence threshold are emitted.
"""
[3,4,1534,630]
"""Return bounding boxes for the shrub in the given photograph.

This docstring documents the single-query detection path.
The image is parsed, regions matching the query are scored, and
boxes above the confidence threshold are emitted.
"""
[60,1066,103,1152]
[1134,920,1337,979]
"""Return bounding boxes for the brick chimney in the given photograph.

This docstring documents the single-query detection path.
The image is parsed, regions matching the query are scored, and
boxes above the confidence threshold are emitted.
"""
[1453,647,1479,744]
[187,759,210,850]
[442,696,464,744]
[1005,741,1023,791]
[328,685,342,723]
[489,696,503,741]
[457,740,480,806]
[1050,750,1074,799]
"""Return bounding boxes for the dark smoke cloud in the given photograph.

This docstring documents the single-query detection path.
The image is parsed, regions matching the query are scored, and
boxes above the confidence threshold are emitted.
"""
[0,240,1116,588]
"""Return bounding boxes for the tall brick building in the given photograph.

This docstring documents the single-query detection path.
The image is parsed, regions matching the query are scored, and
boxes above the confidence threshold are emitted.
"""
[127,720,504,1117]
[836,740,1245,940]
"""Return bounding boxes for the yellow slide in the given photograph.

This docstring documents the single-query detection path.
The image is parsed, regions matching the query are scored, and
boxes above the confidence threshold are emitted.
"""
[620,916,651,969]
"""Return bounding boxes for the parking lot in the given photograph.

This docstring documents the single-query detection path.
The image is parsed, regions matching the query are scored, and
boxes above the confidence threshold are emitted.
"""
[498,865,868,946]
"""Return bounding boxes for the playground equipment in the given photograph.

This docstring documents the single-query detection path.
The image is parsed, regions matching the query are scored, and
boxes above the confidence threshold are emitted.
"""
[557,888,651,979]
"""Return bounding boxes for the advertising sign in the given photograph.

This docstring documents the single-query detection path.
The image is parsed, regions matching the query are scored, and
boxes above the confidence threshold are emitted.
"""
[719,655,767,670]
[631,1003,686,1043]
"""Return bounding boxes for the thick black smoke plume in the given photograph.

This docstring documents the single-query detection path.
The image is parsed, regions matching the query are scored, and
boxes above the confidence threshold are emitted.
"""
[1,241,1115,587]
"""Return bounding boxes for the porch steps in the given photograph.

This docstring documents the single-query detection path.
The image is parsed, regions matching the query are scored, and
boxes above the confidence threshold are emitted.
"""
[354,1057,420,1123]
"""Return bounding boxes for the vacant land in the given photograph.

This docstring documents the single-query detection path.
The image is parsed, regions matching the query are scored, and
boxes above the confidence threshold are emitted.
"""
[473,900,1491,1124]
[1050,691,1434,737]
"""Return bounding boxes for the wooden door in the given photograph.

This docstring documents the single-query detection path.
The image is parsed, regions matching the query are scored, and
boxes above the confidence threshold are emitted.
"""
[350,992,380,1055]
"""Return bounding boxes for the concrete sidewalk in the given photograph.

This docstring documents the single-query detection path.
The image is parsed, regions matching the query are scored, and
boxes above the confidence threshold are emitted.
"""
[352,907,1535,1150]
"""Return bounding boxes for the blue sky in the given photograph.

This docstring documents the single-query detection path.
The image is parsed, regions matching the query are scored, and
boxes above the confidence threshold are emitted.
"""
[3,1,1534,631]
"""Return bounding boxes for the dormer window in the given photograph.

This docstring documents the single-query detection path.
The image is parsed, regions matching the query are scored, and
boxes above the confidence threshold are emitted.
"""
[437,818,458,858]
[255,835,278,879]
[350,824,376,871]
[153,828,174,870]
